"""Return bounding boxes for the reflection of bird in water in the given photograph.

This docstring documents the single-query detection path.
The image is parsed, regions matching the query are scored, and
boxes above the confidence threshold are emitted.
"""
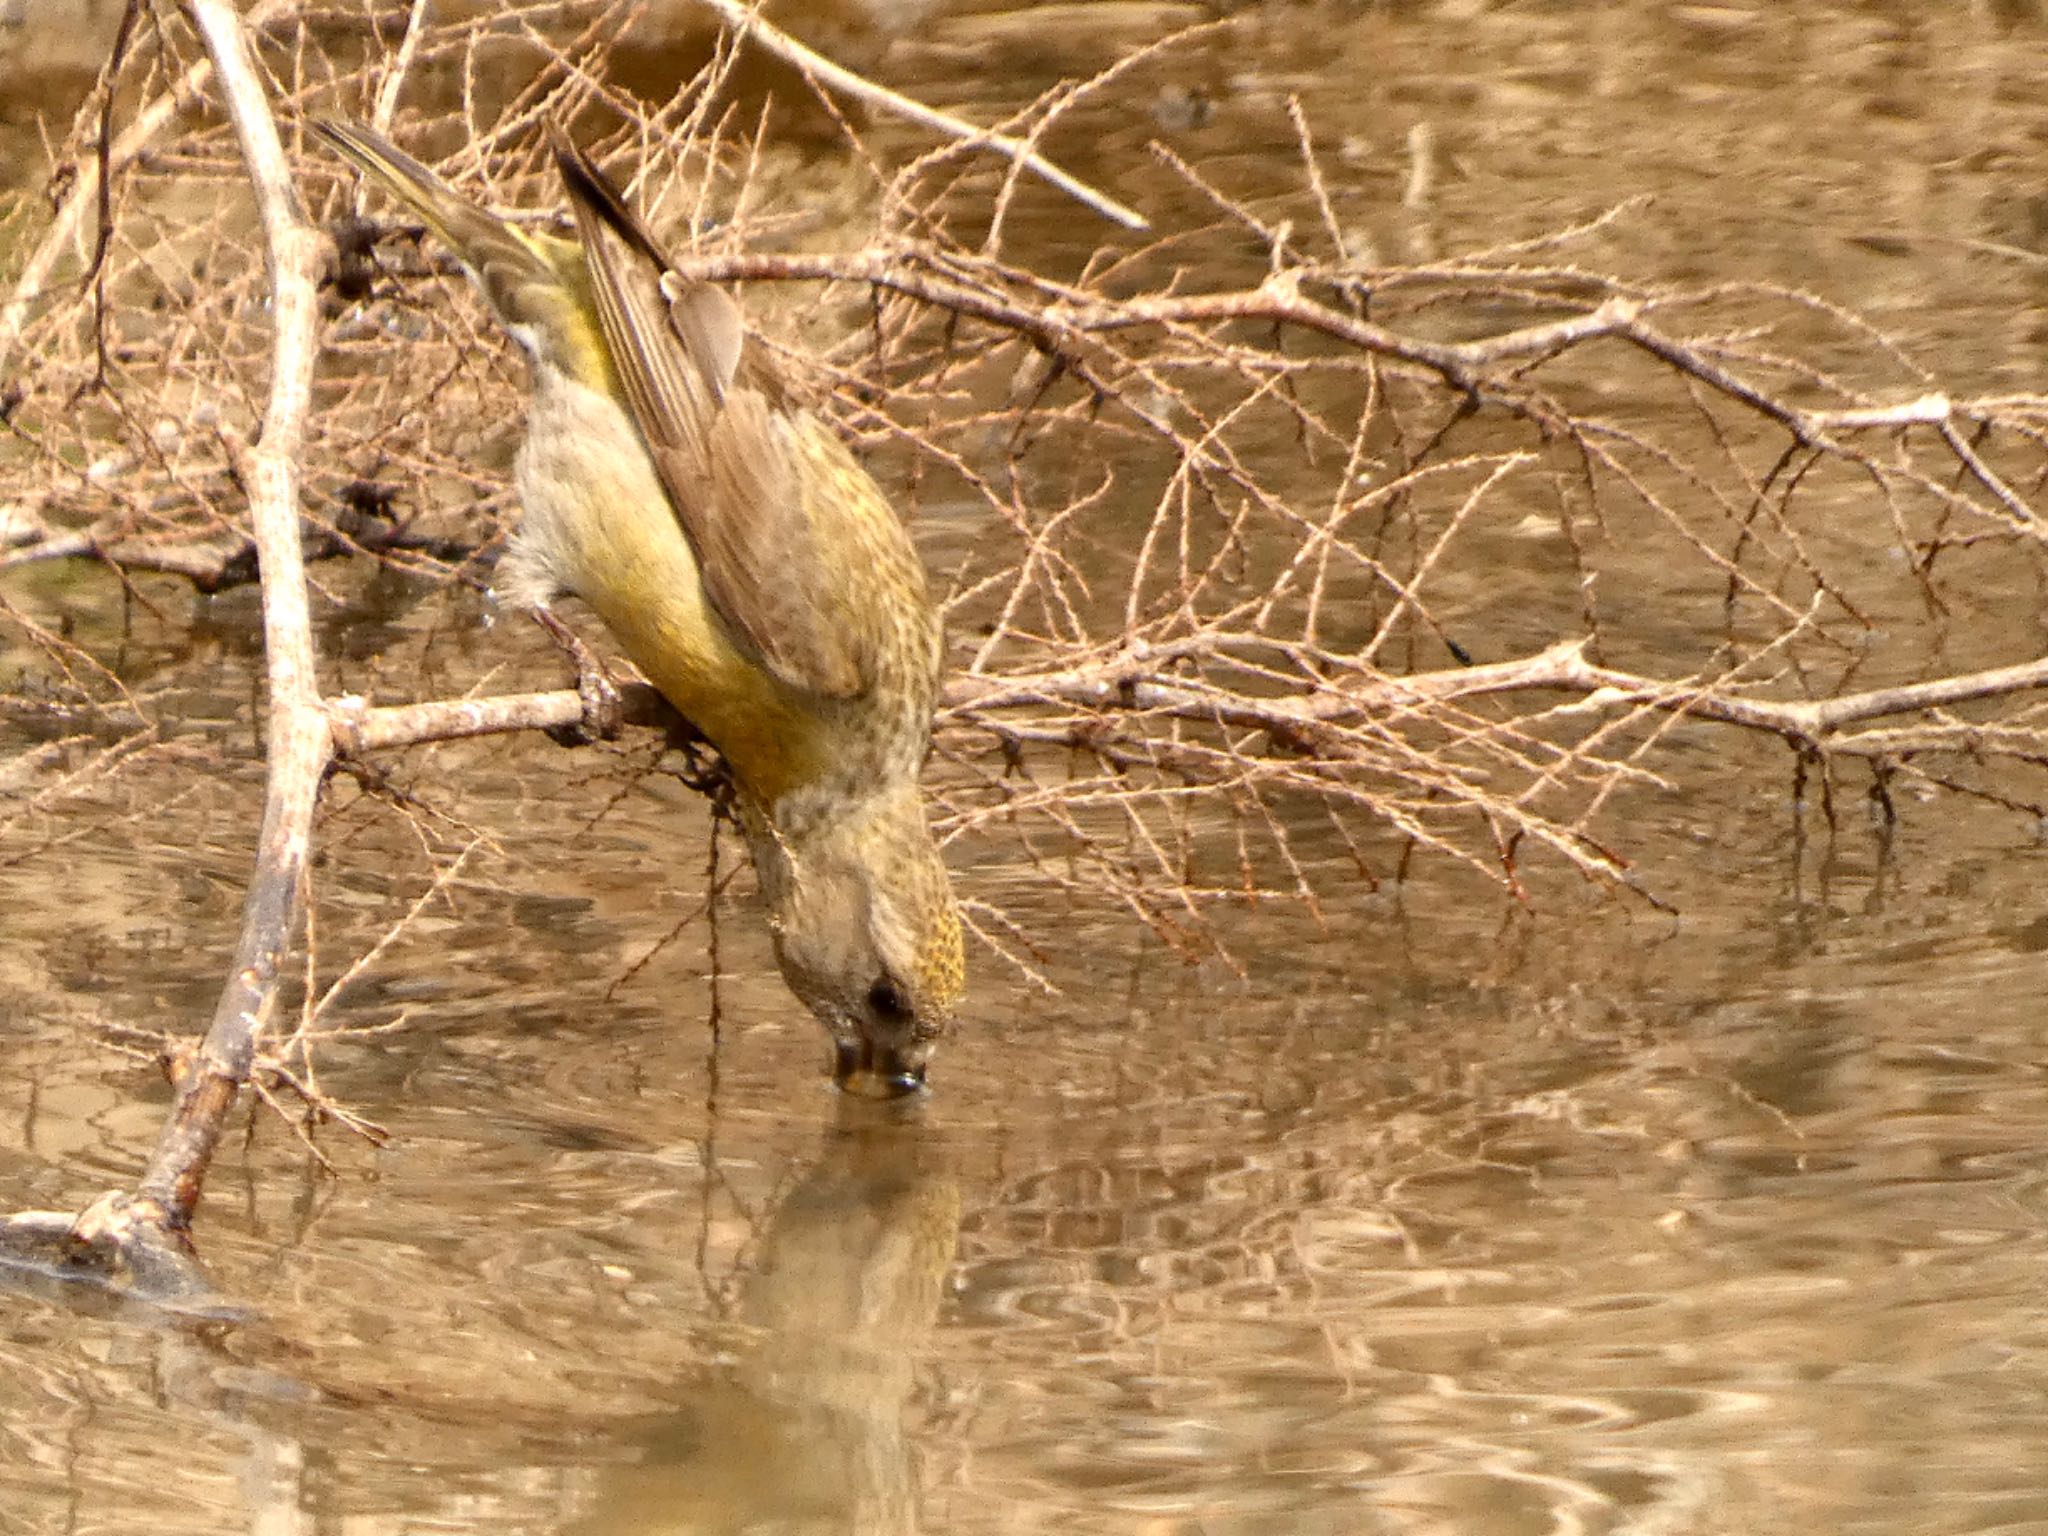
[309,121,963,1096]
[568,1104,960,1535]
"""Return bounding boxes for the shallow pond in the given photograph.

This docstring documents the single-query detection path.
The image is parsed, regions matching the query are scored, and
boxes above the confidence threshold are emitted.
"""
[8,3,2048,1533]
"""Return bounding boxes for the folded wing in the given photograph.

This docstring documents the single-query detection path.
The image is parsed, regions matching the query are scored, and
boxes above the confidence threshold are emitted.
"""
[550,131,870,702]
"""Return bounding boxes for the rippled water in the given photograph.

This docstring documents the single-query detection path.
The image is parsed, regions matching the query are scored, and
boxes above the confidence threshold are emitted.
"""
[11,3,2048,1533]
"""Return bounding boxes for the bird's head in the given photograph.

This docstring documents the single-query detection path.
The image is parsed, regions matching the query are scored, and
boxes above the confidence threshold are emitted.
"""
[759,786,963,1097]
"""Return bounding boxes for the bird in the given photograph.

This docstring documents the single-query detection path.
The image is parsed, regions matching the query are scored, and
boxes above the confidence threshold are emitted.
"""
[310,119,963,1095]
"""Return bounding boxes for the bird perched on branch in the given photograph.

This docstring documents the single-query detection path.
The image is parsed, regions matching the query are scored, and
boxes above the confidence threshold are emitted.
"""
[311,119,963,1095]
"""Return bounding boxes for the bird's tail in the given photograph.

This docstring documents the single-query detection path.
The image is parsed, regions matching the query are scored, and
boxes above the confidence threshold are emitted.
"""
[310,118,565,344]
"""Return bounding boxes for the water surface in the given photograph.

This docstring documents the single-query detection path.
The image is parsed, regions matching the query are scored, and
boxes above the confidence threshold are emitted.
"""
[8,4,2048,1534]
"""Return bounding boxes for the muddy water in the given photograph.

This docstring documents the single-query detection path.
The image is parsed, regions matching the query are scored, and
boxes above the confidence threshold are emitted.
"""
[10,4,2048,1534]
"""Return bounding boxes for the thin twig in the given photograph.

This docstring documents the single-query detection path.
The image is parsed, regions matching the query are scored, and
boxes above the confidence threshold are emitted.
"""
[689,0,1150,231]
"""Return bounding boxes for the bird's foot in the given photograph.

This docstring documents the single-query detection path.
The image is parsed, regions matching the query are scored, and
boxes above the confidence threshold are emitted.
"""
[533,607,623,746]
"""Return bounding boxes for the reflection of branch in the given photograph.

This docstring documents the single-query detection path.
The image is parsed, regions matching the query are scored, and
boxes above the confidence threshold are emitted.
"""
[690,0,1151,231]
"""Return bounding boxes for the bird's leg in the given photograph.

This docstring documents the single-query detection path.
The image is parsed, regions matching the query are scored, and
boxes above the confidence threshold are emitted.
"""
[532,605,623,746]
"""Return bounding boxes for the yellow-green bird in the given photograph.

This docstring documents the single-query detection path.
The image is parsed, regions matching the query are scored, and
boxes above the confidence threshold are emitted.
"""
[311,120,963,1094]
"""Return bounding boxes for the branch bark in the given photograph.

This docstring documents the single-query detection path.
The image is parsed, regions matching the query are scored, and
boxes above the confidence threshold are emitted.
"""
[944,640,2048,759]
[690,0,1151,231]
[324,635,2048,768]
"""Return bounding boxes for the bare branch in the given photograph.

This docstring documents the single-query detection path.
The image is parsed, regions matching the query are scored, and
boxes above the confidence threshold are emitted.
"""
[690,0,1153,231]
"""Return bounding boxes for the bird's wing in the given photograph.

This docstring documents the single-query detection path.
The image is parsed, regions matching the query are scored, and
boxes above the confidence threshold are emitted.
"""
[550,130,870,701]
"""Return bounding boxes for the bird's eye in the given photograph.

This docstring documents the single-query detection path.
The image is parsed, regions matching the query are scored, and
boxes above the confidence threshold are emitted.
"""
[867,978,911,1021]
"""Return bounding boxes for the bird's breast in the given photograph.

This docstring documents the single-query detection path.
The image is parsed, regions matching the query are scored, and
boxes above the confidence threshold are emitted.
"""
[511,370,830,801]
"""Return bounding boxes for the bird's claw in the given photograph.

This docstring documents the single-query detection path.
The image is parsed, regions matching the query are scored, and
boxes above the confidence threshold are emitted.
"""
[534,607,623,746]
[547,665,623,747]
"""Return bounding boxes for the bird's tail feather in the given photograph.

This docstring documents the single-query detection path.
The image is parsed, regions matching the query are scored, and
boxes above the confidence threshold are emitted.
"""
[311,118,555,331]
